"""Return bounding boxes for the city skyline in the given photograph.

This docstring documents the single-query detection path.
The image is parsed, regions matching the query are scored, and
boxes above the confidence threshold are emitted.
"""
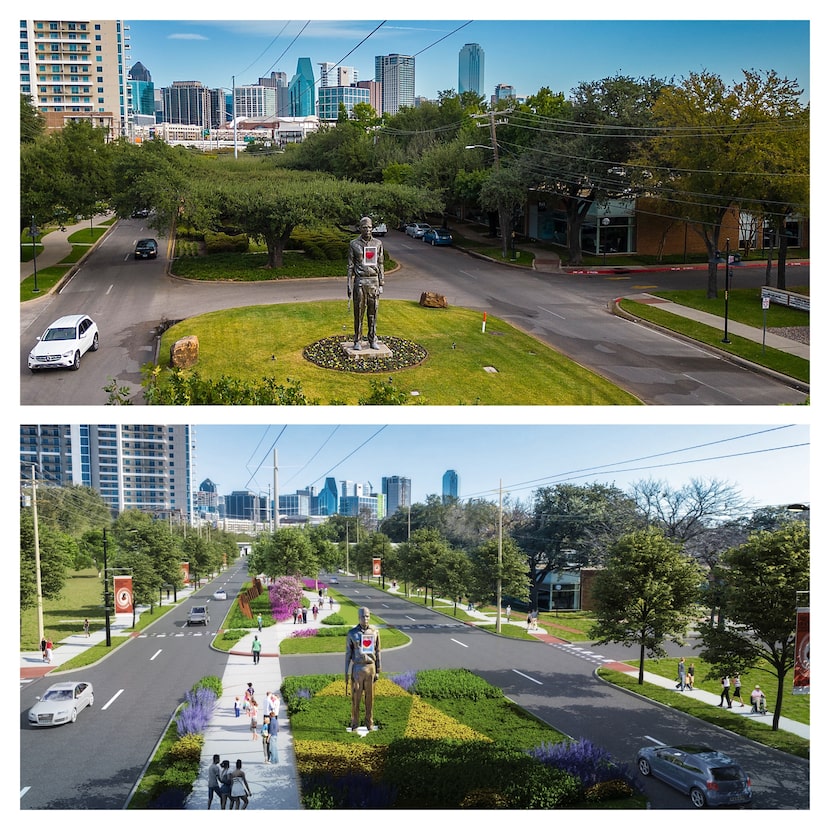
[193,423,810,511]
[122,15,811,105]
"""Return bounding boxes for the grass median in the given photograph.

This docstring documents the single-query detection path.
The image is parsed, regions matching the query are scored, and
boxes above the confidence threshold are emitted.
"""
[156,300,640,405]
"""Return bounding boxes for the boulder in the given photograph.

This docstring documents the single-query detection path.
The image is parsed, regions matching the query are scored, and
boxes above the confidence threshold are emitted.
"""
[419,291,448,308]
[170,335,199,368]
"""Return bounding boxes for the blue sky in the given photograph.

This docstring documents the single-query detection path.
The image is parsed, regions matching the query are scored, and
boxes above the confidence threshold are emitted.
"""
[192,422,810,510]
[123,13,811,102]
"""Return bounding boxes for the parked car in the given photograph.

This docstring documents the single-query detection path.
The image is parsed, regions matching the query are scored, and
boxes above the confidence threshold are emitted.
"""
[131,207,150,218]
[134,238,158,259]
[329,577,339,584]
[405,222,431,238]
[423,227,453,246]
[28,681,94,727]
[636,744,752,808]
[187,605,210,626]
[213,589,227,601]
[28,314,99,372]
[372,220,387,236]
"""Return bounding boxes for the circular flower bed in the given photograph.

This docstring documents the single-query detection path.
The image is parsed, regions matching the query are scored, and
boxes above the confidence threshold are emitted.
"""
[303,335,428,373]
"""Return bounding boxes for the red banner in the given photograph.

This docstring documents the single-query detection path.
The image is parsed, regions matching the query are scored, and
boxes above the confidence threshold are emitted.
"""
[372,558,382,576]
[113,575,134,614]
[181,562,190,584]
[793,608,810,694]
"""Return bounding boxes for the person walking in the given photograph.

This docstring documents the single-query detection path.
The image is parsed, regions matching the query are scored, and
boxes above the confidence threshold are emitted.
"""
[260,717,271,762]
[252,636,261,665]
[228,759,251,809]
[45,639,53,663]
[207,754,223,809]
[686,662,695,690]
[301,606,308,624]
[677,657,686,691]
[40,637,48,662]
[719,675,732,708]
[257,613,263,632]
[268,709,279,765]
[505,604,511,622]
[292,606,298,624]
[312,603,319,621]
[83,618,90,638]
[732,674,744,707]
[218,760,232,809]
[248,699,259,740]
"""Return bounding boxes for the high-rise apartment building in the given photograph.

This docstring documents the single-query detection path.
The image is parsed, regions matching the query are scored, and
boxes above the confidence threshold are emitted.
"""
[458,43,484,96]
[20,424,194,520]
[128,61,155,117]
[162,81,212,127]
[374,54,415,115]
[442,469,459,503]
[234,84,278,118]
[20,18,130,135]
[317,84,370,121]
[382,476,411,515]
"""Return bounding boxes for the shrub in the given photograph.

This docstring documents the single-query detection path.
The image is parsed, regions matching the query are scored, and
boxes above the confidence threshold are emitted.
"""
[204,231,249,254]
[321,612,346,626]
[291,628,318,638]
[301,772,396,809]
[269,576,305,620]
[584,778,635,802]
[192,675,222,698]
[168,733,204,763]
[529,737,635,791]
[390,670,417,693]
[411,668,503,701]
[175,687,218,736]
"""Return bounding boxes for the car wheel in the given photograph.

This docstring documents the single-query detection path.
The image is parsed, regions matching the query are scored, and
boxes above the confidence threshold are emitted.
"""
[89,693,94,708]
[30,367,39,373]
[637,758,651,776]
[70,708,78,723]
[689,787,707,808]
[71,351,80,370]
[91,332,99,351]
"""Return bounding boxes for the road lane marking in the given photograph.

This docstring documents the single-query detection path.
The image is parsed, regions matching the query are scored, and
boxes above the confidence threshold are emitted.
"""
[644,735,665,745]
[20,786,31,799]
[541,307,566,319]
[101,689,125,710]
[450,638,468,648]
[149,649,163,661]
[512,669,542,685]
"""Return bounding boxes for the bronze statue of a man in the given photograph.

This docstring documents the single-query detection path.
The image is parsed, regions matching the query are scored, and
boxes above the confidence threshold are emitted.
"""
[345,606,381,730]
[347,217,384,349]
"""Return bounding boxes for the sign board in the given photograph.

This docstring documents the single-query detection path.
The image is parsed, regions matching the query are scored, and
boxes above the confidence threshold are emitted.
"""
[761,287,810,312]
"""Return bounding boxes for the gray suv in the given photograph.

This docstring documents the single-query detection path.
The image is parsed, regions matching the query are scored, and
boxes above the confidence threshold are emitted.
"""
[187,605,210,626]
[636,744,751,808]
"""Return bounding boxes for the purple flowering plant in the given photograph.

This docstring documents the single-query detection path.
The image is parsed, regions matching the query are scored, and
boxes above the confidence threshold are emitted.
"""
[175,687,218,736]
[269,576,305,621]
[528,738,633,789]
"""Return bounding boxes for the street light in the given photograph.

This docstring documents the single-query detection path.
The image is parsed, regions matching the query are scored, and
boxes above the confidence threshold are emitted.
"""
[722,238,732,344]
[28,216,40,293]
[601,216,611,265]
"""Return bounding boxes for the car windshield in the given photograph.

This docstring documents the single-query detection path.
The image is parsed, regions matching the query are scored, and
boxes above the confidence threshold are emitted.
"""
[43,327,75,341]
[43,689,73,701]
[711,765,743,782]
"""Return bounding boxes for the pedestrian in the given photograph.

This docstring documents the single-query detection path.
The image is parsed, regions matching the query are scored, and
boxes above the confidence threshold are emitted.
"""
[245,682,255,703]
[83,618,90,638]
[234,696,241,717]
[263,691,274,719]
[677,657,686,691]
[207,754,223,809]
[505,604,511,622]
[40,637,47,662]
[732,673,744,707]
[248,699,259,739]
[531,610,539,631]
[301,606,308,623]
[268,708,279,764]
[218,760,232,809]
[257,613,263,632]
[260,717,271,762]
[719,675,732,708]
[312,604,319,621]
[686,662,695,690]
[228,759,251,809]
[252,635,261,664]
[329,596,334,609]
[527,611,533,630]
[45,639,53,663]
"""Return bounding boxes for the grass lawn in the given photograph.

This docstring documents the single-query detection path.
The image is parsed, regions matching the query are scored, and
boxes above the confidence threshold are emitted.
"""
[157,300,640,405]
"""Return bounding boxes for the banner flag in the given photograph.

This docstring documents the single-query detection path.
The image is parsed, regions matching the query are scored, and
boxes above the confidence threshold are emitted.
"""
[372,558,382,576]
[113,574,134,614]
[793,607,810,694]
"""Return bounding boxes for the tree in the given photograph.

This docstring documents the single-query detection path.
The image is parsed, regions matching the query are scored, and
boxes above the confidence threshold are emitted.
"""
[433,547,474,615]
[643,69,806,297]
[20,509,75,612]
[697,521,809,730]
[478,162,529,259]
[467,536,530,608]
[590,528,703,684]
[513,483,643,609]
[20,93,45,143]
[397,528,452,604]
[250,527,316,579]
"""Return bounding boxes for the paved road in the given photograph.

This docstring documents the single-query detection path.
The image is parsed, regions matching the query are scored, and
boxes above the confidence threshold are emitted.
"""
[19,220,808,405]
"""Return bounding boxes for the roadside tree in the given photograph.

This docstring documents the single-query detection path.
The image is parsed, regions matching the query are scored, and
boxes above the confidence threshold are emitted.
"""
[590,528,703,684]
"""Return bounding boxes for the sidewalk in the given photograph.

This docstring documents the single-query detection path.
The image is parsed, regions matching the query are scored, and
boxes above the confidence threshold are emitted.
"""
[21,212,115,284]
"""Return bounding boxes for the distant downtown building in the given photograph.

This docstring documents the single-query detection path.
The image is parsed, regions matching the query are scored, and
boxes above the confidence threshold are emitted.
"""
[289,57,316,117]
[458,43,485,96]
[20,424,194,521]
[382,476,412,515]
[442,469,459,503]
[375,53,415,115]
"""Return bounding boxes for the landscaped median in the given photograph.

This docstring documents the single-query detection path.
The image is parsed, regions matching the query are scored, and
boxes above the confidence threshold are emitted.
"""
[149,301,641,405]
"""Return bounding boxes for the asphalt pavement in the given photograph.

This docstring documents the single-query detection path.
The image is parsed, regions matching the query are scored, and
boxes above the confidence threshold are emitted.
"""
[21,215,809,365]
[23,582,809,811]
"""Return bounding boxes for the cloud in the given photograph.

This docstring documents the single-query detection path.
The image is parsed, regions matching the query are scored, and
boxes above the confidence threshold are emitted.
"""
[167,33,210,41]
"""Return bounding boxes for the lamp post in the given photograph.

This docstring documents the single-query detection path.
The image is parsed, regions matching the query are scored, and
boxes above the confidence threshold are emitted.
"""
[102,528,112,647]
[29,216,40,293]
[722,238,732,344]
[601,216,611,265]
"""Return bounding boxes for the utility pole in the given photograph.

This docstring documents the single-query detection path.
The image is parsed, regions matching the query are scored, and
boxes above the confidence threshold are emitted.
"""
[30,465,45,644]
[103,528,112,647]
[496,479,503,634]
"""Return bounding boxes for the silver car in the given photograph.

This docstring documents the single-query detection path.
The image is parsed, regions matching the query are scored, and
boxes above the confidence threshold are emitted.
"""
[28,681,94,727]
[406,222,431,238]
[636,744,751,808]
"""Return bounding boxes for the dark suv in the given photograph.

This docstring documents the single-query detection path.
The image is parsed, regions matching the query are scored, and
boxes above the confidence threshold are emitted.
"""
[135,238,158,259]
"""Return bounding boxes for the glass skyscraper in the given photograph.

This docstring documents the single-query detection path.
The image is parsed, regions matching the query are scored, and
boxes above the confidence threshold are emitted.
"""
[458,43,484,96]
[289,57,316,117]
[442,469,459,503]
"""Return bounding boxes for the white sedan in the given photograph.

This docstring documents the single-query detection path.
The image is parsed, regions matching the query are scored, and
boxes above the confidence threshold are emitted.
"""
[28,314,99,372]
[213,589,227,600]
[28,681,94,726]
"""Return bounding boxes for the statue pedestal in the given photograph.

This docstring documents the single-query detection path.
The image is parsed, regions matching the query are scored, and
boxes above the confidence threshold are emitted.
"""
[346,726,378,737]
[341,341,393,358]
